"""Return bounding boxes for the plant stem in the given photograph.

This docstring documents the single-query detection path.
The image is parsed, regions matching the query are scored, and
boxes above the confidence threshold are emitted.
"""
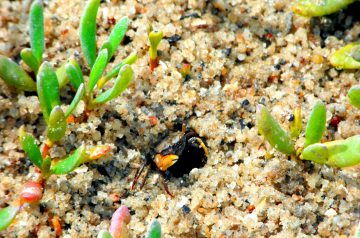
[41,140,53,159]
[150,58,159,72]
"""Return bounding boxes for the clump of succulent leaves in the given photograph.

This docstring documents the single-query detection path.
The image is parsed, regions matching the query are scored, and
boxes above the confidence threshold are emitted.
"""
[72,0,137,110]
[0,0,141,232]
[97,205,161,238]
[290,1,360,167]
[0,0,137,111]
[292,0,360,69]
[0,124,111,232]
[256,100,360,168]
[0,0,69,91]
[0,66,110,230]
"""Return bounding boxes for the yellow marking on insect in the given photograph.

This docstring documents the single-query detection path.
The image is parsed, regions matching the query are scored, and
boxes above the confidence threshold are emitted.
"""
[154,154,179,171]
[195,138,209,157]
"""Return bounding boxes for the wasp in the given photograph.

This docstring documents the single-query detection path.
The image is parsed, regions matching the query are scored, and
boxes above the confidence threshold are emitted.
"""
[131,126,208,196]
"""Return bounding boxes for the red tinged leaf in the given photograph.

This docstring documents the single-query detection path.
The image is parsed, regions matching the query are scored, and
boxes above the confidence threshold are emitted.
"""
[88,145,111,160]
[20,181,43,204]
[109,205,131,238]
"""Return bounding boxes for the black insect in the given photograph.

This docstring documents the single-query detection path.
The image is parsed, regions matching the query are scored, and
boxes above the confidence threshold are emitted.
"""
[131,127,208,196]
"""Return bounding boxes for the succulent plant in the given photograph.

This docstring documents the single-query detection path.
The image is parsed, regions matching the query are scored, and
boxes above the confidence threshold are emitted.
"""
[0,0,132,232]
[301,135,360,167]
[0,0,65,91]
[292,1,360,70]
[69,0,137,111]
[148,26,163,72]
[0,0,136,115]
[0,128,112,232]
[292,0,357,17]
[256,102,360,168]
[36,62,85,144]
[19,126,110,176]
[97,205,162,238]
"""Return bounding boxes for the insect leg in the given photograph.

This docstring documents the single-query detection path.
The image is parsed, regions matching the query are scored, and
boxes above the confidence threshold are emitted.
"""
[131,162,148,190]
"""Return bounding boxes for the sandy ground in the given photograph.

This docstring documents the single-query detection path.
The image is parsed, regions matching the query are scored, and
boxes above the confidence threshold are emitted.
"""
[0,0,359,237]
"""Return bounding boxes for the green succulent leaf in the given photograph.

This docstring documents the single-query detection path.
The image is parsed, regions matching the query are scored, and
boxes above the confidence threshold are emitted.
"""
[94,64,133,104]
[348,85,360,109]
[80,0,100,68]
[0,55,36,91]
[47,106,67,142]
[50,145,88,175]
[29,0,44,62]
[326,135,360,168]
[37,62,61,123]
[149,30,163,60]
[97,53,138,89]
[102,16,129,60]
[304,101,326,148]
[292,0,356,17]
[256,105,295,155]
[42,156,52,178]
[0,205,20,231]
[98,230,113,238]
[100,41,113,61]
[19,128,42,168]
[301,135,360,168]
[145,220,161,238]
[65,59,84,90]
[56,63,70,89]
[300,143,328,165]
[88,49,109,94]
[65,83,85,118]
[20,48,39,73]
[329,42,360,69]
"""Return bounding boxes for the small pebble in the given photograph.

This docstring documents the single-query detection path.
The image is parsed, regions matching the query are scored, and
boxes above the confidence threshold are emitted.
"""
[236,54,246,62]
[167,35,181,44]
[181,205,191,214]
